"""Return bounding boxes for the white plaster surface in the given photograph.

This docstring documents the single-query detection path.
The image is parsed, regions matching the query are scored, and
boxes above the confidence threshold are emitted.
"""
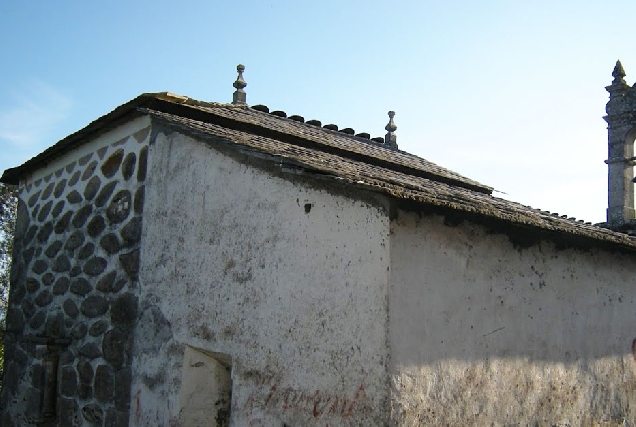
[389,211,636,425]
[132,130,391,426]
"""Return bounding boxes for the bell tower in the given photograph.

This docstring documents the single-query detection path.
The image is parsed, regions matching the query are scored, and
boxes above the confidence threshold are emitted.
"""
[604,60,636,228]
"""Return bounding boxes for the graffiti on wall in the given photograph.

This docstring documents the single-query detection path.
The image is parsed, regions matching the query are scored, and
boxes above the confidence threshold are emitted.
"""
[242,371,368,419]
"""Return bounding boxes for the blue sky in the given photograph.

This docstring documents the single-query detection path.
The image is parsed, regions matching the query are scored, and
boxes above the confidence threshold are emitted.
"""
[1,1,636,223]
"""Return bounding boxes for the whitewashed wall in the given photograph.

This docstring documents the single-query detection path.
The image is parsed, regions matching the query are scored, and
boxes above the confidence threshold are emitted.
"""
[133,129,391,426]
[389,211,636,426]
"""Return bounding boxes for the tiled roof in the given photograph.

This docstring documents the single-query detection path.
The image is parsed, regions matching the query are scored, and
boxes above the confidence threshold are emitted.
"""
[1,93,491,194]
[174,100,491,194]
[2,92,636,251]
[142,108,636,251]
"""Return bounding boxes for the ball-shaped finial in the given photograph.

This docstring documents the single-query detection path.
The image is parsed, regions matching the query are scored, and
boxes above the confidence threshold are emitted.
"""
[232,64,247,104]
[384,110,398,149]
[233,64,247,91]
[385,111,397,133]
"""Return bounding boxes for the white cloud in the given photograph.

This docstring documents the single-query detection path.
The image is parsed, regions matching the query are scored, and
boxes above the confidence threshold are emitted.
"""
[0,80,72,148]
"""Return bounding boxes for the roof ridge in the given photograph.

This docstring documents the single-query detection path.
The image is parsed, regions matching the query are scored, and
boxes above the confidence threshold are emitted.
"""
[144,97,494,194]
[150,92,396,150]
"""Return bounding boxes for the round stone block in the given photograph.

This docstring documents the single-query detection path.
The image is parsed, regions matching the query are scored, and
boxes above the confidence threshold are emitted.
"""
[63,299,79,318]
[37,200,53,222]
[89,320,109,337]
[78,243,96,260]
[65,231,85,251]
[121,217,142,246]
[122,152,137,181]
[37,222,54,242]
[32,259,48,274]
[34,290,53,307]
[100,233,121,255]
[101,149,124,178]
[51,200,65,218]
[82,403,103,425]
[111,293,138,331]
[68,170,81,186]
[66,190,82,204]
[83,257,107,276]
[87,216,106,238]
[134,186,145,214]
[41,183,54,200]
[79,342,102,359]
[45,241,63,258]
[107,191,132,224]
[26,278,40,293]
[70,278,92,296]
[77,360,94,383]
[119,249,139,281]
[95,182,117,208]
[54,211,73,234]
[81,160,98,181]
[52,277,70,295]
[96,271,117,293]
[72,205,93,228]
[70,323,88,340]
[84,176,102,201]
[54,179,67,198]
[28,310,46,329]
[81,295,109,317]
[52,254,71,272]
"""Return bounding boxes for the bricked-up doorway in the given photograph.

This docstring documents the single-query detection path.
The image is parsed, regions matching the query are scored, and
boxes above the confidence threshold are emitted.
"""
[178,346,232,427]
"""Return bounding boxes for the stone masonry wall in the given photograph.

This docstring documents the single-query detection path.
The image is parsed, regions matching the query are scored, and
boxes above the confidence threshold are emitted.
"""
[1,117,150,427]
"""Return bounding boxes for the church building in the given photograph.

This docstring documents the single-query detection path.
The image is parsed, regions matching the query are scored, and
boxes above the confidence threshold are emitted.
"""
[1,64,636,426]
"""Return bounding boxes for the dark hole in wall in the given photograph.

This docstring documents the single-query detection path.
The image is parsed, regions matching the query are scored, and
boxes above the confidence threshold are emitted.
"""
[304,203,312,214]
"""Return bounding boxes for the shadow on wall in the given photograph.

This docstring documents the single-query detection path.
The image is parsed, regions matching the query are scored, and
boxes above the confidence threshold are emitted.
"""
[389,212,636,365]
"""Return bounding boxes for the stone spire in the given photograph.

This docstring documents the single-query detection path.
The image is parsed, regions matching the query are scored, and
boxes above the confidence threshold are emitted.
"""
[385,111,397,149]
[604,60,636,228]
[232,64,247,105]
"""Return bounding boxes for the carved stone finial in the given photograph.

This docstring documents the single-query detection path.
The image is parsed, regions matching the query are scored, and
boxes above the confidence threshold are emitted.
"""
[385,111,397,149]
[606,60,631,105]
[612,60,627,85]
[232,64,247,105]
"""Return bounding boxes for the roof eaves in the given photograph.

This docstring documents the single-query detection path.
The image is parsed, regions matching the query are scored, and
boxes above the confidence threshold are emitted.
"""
[0,93,167,185]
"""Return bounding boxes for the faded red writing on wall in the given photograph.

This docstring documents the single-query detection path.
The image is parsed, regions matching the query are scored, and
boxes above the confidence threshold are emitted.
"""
[243,371,368,419]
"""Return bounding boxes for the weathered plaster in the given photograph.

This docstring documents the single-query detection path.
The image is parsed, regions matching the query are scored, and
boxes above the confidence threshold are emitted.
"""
[132,130,391,426]
[389,211,636,426]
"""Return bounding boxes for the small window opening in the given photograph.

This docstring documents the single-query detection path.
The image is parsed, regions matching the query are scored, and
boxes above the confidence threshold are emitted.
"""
[178,346,232,427]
